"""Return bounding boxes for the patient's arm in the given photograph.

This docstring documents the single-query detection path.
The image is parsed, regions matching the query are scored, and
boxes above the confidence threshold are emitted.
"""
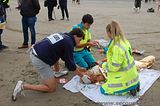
[74,68,87,77]
[75,68,105,83]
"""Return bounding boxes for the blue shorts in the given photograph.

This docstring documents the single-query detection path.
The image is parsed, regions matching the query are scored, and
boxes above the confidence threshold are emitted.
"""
[73,49,95,69]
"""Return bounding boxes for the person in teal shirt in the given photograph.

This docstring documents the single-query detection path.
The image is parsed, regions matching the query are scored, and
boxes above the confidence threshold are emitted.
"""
[71,14,98,69]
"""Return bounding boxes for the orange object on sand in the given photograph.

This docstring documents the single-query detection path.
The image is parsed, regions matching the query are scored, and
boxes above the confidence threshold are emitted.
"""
[132,48,145,55]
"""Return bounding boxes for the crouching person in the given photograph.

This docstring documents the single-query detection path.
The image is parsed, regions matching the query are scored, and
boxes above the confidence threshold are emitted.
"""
[100,20,140,96]
[12,28,84,101]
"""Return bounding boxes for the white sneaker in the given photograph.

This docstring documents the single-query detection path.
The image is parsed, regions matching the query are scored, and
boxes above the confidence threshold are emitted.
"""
[133,7,136,11]
[133,7,138,12]
[54,70,68,78]
[137,7,140,12]
[12,80,23,101]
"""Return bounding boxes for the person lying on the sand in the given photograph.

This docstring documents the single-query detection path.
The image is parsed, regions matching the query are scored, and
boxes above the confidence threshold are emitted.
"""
[75,65,106,84]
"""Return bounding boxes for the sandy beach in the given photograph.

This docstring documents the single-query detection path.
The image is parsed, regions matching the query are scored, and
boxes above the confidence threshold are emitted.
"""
[0,0,160,106]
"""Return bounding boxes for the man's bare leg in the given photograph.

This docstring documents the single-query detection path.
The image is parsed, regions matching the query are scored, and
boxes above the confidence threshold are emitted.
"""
[23,77,57,92]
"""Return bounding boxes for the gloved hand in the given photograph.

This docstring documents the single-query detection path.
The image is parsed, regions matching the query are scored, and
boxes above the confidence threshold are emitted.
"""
[81,75,91,84]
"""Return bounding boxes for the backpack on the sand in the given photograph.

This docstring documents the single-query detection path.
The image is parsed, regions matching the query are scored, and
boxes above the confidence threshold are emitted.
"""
[147,8,155,13]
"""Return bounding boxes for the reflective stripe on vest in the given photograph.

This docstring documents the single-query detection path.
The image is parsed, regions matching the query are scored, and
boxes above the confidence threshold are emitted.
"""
[108,83,123,88]
[117,44,135,72]
[108,76,139,88]
[119,61,135,72]
[112,62,121,67]
[107,44,135,72]
[118,44,130,64]
[126,76,139,86]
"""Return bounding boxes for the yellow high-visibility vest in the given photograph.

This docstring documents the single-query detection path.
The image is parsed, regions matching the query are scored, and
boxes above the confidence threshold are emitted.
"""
[101,37,139,95]
[72,23,91,51]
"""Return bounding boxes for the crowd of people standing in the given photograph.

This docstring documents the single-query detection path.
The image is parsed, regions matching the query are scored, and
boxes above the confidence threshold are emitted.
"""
[45,0,69,21]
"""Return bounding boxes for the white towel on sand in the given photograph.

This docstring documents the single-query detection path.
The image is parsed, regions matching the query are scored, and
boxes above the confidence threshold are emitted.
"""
[63,69,160,106]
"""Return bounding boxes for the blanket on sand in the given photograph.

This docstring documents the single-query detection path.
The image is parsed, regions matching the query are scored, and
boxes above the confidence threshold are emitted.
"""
[63,69,160,105]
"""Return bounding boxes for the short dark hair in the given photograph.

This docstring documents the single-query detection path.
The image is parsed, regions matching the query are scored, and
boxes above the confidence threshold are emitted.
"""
[69,28,84,38]
[82,14,94,24]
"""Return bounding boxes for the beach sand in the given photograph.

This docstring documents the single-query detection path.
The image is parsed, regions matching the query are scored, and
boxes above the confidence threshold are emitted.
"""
[0,0,160,106]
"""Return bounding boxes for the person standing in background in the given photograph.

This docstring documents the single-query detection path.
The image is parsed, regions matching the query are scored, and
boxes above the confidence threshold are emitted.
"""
[17,0,40,49]
[0,2,8,52]
[0,0,10,20]
[47,0,57,21]
[72,0,75,3]
[157,0,160,11]
[72,0,80,5]
[133,0,142,12]
[76,0,80,5]
[59,0,69,21]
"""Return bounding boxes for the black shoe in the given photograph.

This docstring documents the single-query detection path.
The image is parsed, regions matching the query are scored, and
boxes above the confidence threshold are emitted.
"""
[60,18,64,20]
[136,84,140,92]
[49,18,54,21]
[129,89,137,96]
[1,45,8,49]
[0,45,8,52]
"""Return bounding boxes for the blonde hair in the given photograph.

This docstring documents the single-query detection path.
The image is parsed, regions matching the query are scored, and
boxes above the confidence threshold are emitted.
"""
[106,20,125,44]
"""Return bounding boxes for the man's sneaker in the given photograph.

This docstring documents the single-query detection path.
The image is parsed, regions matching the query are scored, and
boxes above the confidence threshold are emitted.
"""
[54,70,68,78]
[12,80,23,101]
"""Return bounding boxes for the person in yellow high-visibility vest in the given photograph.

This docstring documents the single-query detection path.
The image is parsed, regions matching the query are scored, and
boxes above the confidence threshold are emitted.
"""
[100,20,140,96]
